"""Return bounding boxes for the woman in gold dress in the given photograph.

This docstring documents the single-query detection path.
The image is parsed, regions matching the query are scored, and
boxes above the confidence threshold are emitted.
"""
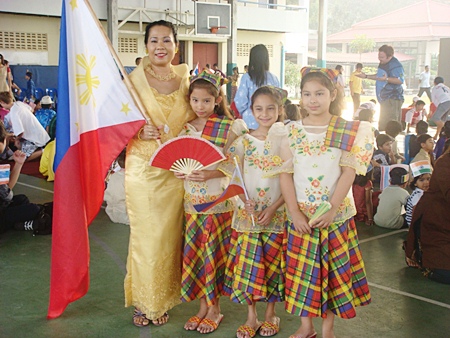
[124,20,195,327]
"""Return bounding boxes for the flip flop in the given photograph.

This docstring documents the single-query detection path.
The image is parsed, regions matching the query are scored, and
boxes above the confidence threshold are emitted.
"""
[132,309,150,327]
[198,314,224,334]
[184,315,203,331]
[236,322,262,338]
[260,317,280,337]
[289,332,317,338]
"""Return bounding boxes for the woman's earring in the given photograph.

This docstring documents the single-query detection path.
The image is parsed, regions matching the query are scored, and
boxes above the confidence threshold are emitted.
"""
[145,48,148,54]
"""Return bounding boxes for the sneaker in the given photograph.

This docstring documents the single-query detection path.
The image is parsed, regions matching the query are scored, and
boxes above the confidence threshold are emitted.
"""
[14,220,34,231]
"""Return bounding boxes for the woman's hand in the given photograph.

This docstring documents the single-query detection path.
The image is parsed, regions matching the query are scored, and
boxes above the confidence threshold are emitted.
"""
[174,172,186,180]
[139,124,162,140]
[291,210,311,234]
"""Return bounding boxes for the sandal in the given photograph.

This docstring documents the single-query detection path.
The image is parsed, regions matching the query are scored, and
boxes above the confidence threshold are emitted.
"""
[260,317,280,337]
[236,323,262,338]
[152,312,169,326]
[198,314,224,334]
[132,308,150,327]
[289,332,317,338]
[184,315,203,331]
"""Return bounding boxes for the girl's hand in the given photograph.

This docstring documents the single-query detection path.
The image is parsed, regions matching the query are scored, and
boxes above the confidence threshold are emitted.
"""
[310,209,334,229]
[174,172,186,180]
[291,210,311,234]
[185,170,212,182]
[139,124,162,140]
[257,205,276,227]
[244,199,256,215]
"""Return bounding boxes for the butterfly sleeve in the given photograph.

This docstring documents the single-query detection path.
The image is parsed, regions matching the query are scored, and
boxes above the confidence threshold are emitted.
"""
[218,135,245,178]
[224,118,248,153]
[340,121,375,175]
[263,122,292,178]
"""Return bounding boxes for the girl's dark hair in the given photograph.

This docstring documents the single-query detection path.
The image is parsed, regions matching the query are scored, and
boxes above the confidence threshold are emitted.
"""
[188,79,233,119]
[144,20,178,45]
[285,103,300,121]
[248,44,270,87]
[354,168,373,187]
[300,71,343,116]
[409,173,430,190]
[251,86,285,122]
[0,120,7,143]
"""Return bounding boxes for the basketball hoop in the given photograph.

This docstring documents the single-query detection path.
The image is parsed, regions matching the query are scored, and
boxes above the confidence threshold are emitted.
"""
[209,26,227,34]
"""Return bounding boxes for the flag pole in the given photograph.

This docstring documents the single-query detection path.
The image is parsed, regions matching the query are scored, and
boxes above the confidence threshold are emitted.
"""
[83,0,161,144]
[233,156,256,227]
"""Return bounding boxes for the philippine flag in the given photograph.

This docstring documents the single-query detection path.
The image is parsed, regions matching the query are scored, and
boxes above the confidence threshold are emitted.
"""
[193,62,200,76]
[47,0,145,319]
[193,163,247,213]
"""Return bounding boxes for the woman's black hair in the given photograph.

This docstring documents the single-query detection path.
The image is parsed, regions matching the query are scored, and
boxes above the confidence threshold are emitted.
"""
[248,44,270,87]
[144,20,178,45]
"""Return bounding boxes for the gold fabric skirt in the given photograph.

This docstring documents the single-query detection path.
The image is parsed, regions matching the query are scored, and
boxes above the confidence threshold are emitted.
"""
[124,153,183,320]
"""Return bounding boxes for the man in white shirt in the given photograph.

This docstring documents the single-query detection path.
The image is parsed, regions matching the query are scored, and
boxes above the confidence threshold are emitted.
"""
[418,65,432,101]
[431,76,450,139]
[0,91,50,161]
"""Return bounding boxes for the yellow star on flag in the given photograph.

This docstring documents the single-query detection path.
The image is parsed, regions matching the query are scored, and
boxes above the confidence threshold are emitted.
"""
[121,102,131,116]
[70,0,78,10]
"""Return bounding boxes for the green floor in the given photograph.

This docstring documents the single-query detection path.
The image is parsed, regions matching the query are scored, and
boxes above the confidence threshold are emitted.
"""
[1,175,449,338]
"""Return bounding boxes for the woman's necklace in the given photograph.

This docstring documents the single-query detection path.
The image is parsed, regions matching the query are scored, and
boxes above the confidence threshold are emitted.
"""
[145,64,176,81]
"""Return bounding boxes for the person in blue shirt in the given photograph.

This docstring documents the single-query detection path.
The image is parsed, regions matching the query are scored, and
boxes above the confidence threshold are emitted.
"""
[234,44,280,129]
[357,45,405,132]
[35,95,56,133]
[25,71,35,102]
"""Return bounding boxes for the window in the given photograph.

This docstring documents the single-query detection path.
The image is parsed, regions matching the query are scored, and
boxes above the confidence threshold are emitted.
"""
[119,37,138,53]
[237,43,274,57]
[0,31,48,50]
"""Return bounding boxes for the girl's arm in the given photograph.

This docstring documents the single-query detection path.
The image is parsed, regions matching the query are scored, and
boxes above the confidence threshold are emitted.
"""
[186,169,225,182]
[310,166,356,229]
[365,186,374,226]
[280,172,310,234]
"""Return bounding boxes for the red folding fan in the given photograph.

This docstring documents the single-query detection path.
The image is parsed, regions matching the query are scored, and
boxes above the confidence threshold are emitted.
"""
[149,136,226,174]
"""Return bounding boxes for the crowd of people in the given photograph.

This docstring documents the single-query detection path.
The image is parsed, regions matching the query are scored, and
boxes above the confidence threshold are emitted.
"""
[1,20,449,338]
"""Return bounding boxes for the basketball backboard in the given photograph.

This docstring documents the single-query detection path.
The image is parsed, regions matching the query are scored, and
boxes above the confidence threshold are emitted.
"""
[195,2,231,36]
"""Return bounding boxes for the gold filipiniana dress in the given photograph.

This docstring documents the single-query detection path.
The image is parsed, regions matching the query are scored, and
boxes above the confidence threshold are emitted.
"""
[124,57,195,320]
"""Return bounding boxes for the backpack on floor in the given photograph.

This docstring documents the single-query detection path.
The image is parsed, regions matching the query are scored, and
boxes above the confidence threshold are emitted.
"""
[33,202,53,236]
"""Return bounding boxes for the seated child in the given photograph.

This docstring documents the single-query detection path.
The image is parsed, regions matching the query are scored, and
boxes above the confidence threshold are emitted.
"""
[411,134,435,168]
[409,120,428,159]
[405,161,431,227]
[35,95,56,133]
[374,167,410,229]
[0,121,41,234]
[353,101,376,120]
[386,120,405,163]
[372,133,394,186]
[0,91,50,162]
[104,149,129,225]
[358,108,379,137]
[352,166,374,225]
[405,100,427,134]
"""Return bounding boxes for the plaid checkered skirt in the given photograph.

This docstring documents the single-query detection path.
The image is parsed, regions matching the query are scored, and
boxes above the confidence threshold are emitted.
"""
[223,230,285,304]
[284,218,371,319]
[181,212,232,306]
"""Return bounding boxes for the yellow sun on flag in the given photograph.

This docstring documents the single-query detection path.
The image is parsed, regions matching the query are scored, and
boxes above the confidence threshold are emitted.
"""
[121,103,132,116]
[76,54,100,106]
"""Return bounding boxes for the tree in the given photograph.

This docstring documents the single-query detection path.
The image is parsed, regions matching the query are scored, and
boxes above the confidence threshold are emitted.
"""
[284,61,302,98]
[349,34,376,54]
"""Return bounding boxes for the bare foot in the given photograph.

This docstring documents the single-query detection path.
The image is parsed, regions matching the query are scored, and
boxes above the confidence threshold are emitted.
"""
[260,316,280,336]
[289,328,317,338]
[152,312,169,326]
[236,319,262,338]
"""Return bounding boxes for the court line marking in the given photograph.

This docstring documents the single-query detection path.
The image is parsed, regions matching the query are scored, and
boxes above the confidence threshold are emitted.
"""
[369,282,450,309]
[16,182,54,194]
[359,229,408,243]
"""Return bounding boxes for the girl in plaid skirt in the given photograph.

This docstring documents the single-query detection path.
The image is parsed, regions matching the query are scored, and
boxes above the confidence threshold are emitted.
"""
[278,69,373,338]
[221,86,287,338]
[176,70,247,334]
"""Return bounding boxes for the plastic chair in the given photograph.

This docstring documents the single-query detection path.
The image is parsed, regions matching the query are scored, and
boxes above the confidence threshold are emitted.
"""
[18,88,27,101]
[46,88,57,109]
[403,134,412,164]
[34,88,45,100]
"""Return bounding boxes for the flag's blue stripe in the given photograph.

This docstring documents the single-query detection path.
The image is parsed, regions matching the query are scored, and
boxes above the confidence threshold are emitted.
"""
[193,201,214,213]
[54,1,71,172]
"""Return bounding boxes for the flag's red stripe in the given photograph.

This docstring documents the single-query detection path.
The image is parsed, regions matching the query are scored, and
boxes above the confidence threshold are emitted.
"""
[47,120,143,319]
